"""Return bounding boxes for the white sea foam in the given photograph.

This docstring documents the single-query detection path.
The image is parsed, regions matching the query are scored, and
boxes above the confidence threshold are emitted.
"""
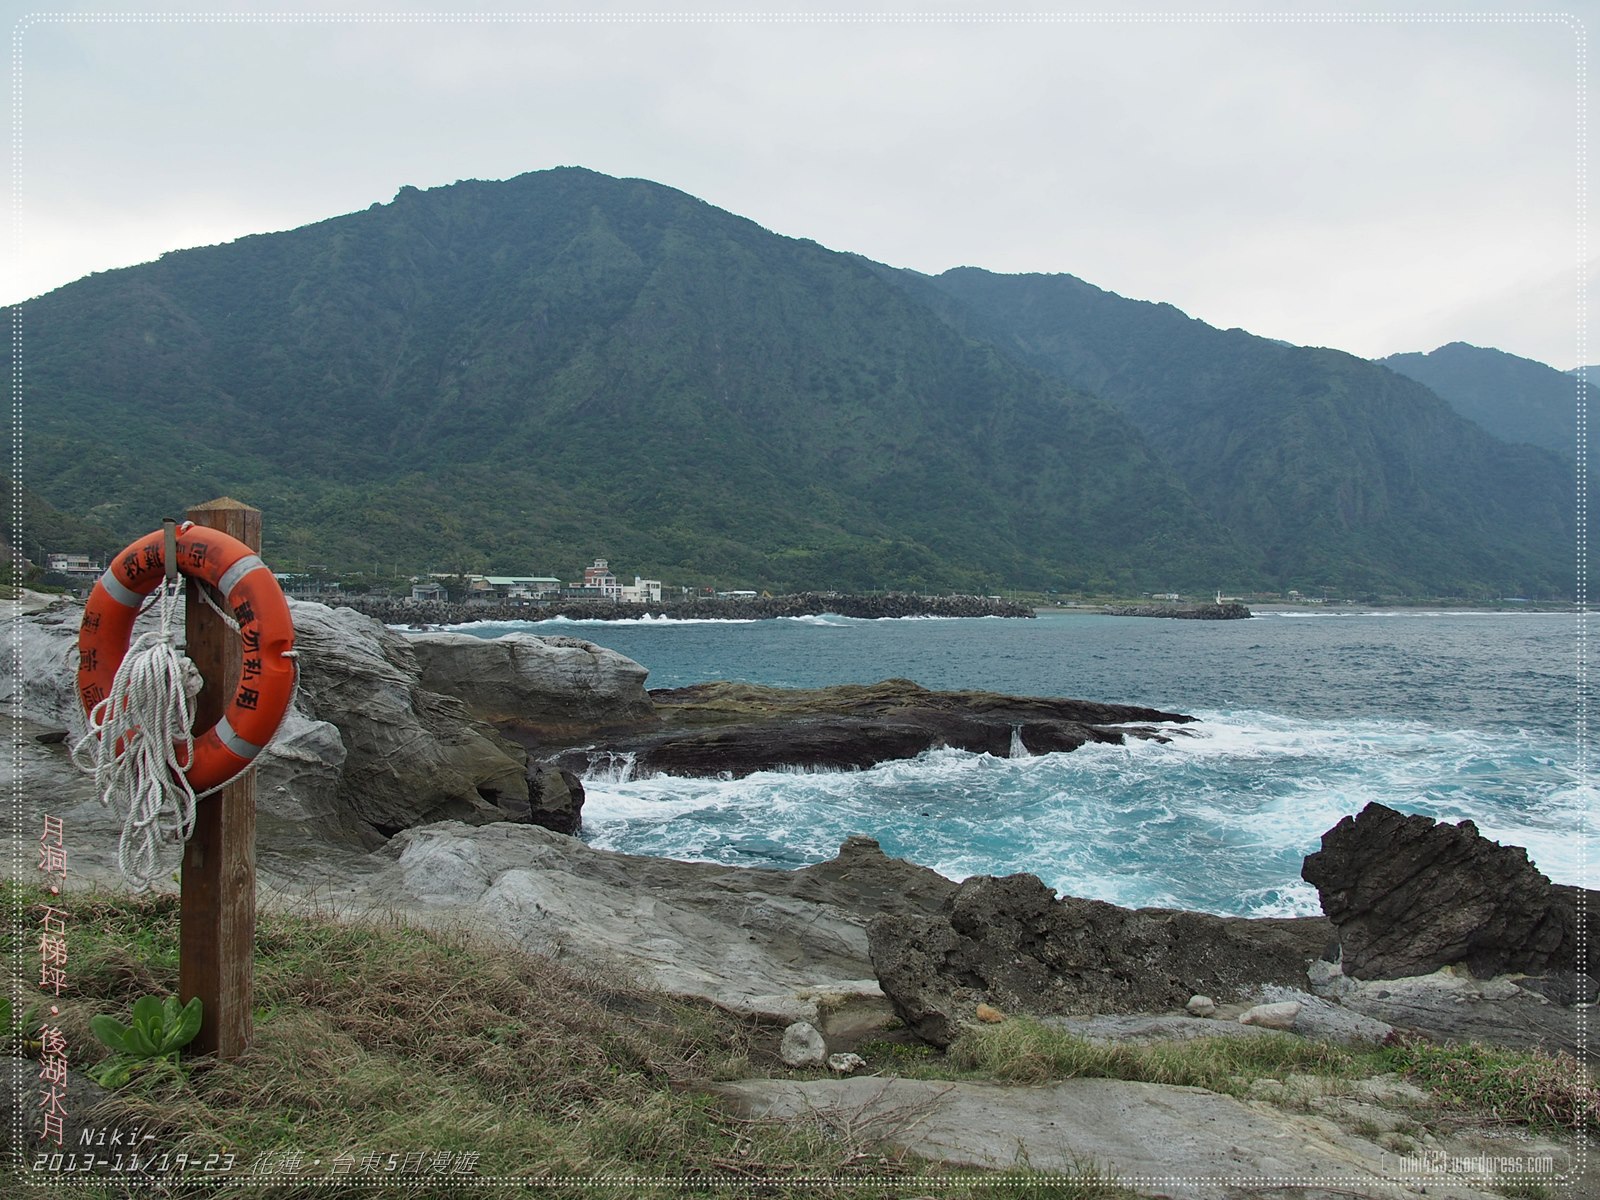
[1238,880,1324,919]
[578,705,1592,912]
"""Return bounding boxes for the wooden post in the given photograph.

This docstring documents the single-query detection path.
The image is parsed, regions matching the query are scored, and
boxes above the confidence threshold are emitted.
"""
[179,497,259,1058]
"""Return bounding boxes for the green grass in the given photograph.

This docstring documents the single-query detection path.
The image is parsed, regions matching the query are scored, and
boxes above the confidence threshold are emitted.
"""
[1378,1037,1599,1134]
[896,1018,1597,1136]
[6,884,1136,1199]
[933,1018,1363,1095]
[11,882,1591,1198]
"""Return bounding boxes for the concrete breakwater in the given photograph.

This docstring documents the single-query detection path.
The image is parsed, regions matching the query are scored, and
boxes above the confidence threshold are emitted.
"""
[333,590,1036,625]
[1101,602,1253,620]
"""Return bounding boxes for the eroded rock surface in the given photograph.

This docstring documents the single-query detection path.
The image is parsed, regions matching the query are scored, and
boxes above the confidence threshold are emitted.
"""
[4,598,663,861]
[713,1076,1508,1200]
[309,829,955,1024]
[285,603,529,837]
[1302,802,1596,981]
[868,872,1329,1046]
[1309,962,1592,1060]
[409,631,655,746]
[524,766,586,835]
[552,678,1191,779]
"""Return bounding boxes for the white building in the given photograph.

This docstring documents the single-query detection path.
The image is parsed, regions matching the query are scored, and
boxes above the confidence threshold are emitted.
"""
[477,575,562,599]
[619,576,663,603]
[46,552,102,579]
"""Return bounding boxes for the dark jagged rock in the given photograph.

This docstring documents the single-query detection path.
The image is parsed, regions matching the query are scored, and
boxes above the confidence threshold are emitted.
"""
[333,591,1035,626]
[525,766,586,835]
[548,679,1191,779]
[1301,802,1597,981]
[868,872,1330,1047]
[1100,603,1252,620]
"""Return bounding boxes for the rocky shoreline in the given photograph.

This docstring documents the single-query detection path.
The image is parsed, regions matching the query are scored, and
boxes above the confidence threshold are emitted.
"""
[547,678,1192,781]
[331,589,1036,626]
[5,592,1592,1197]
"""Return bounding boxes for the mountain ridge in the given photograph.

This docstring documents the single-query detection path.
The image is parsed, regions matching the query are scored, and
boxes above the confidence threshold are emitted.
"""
[5,167,1575,598]
[886,264,1575,597]
[1379,341,1584,463]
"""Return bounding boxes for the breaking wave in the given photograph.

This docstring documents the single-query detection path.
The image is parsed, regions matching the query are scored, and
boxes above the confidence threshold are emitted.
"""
[580,709,1588,917]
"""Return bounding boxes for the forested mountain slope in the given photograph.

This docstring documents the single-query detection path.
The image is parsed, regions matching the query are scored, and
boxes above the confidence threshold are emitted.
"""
[7,169,1574,597]
[8,168,1247,594]
[1381,341,1584,462]
[896,266,1574,597]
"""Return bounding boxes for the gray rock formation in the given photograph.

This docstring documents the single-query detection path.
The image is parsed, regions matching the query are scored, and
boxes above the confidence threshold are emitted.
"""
[1302,802,1595,980]
[713,1076,1506,1200]
[1238,1000,1302,1029]
[0,596,84,729]
[868,872,1330,1046]
[779,1021,826,1067]
[309,828,955,1025]
[276,603,529,838]
[1309,963,1592,1060]
[3,598,659,861]
[1252,986,1396,1045]
[409,631,655,746]
[1042,1012,1278,1044]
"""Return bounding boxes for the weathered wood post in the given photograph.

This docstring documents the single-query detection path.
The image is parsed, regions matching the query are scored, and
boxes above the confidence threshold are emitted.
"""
[179,497,259,1058]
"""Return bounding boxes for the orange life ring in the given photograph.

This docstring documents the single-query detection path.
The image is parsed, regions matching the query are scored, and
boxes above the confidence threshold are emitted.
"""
[77,522,296,793]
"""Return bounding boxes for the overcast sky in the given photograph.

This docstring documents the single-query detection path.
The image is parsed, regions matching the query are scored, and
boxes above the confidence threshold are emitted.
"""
[3,3,1592,369]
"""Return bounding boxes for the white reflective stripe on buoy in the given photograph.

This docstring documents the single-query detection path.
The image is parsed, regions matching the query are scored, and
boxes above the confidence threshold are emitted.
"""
[97,568,143,610]
[217,554,267,599]
[214,716,265,761]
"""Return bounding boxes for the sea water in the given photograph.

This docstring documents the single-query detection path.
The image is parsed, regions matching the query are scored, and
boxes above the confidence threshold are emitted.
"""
[449,609,1591,916]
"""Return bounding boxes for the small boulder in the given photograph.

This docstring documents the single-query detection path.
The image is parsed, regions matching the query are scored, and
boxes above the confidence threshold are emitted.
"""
[1238,1001,1301,1030]
[975,1003,1006,1024]
[1185,995,1217,1018]
[780,1021,827,1068]
[827,1052,867,1075]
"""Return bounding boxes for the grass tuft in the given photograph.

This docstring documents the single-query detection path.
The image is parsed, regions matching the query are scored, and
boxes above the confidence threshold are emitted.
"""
[1378,1036,1599,1133]
[945,1018,1358,1094]
[10,883,1130,1198]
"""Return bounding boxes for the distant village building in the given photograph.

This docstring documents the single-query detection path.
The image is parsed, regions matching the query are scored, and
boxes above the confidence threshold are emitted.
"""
[618,576,663,603]
[583,559,620,597]
[566,558,622,601]
[46,552,102,580]
[411,581,447,602]
[482,576,560,599]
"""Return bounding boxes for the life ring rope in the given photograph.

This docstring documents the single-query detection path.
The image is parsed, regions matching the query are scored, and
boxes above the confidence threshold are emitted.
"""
[72,521,297,889]
[72,578,203,887]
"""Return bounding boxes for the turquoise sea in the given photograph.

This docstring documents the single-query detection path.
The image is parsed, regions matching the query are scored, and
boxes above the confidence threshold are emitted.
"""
[449,609,1591,917]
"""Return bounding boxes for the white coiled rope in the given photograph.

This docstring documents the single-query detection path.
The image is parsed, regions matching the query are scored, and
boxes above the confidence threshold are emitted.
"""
[70,578,203,890]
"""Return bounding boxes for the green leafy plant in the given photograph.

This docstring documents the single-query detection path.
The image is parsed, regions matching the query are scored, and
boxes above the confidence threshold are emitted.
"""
[88,994,202,1087]
[1,994,44,1056]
